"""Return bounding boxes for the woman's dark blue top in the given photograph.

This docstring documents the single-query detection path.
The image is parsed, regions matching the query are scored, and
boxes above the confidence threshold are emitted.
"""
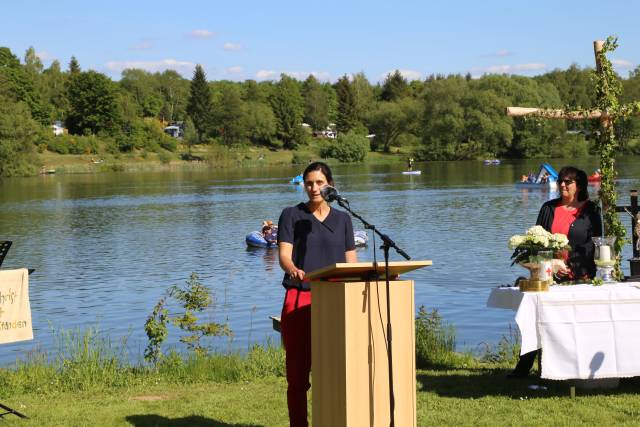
[278,203,355,289]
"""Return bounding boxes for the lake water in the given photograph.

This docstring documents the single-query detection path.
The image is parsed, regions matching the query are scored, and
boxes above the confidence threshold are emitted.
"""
[1,158,639,365]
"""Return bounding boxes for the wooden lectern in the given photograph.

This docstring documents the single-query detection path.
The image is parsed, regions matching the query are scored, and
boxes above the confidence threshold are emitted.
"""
[307,260,432,427]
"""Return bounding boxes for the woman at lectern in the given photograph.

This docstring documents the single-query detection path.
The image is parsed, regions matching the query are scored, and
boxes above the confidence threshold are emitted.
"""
[277,161,357,427]
[510,166,602,378]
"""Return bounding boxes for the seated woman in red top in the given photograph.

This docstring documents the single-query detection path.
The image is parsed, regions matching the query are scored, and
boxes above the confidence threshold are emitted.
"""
[510,166,602,377]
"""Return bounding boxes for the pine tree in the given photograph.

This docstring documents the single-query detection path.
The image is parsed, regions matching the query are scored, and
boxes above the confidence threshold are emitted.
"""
[270,74,303,149]
[335,75,358,133]
[380,70,409,101]
[302,75,329,131]
[186,64,212,145]
[68,56,81,74]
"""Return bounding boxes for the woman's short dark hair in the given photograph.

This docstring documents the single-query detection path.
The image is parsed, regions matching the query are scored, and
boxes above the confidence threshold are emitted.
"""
[558,166,589,201]
[303,161,334,186]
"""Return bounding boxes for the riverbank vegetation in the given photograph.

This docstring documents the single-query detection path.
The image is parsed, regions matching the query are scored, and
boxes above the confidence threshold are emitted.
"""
[4,309,640,425]
[3,45,640,177]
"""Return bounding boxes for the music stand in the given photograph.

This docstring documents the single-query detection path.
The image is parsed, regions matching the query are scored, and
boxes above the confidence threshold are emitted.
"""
[0,402,27,419]
[0,241,12,268]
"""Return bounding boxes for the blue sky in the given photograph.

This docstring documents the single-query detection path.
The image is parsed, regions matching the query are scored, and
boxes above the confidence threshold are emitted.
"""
[3,0,639,82]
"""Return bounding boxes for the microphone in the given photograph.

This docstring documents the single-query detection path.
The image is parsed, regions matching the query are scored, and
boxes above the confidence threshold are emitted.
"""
[320,185,348,204]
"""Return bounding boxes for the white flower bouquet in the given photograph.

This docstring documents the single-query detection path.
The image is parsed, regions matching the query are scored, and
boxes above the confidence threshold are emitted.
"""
[508,225,571,265]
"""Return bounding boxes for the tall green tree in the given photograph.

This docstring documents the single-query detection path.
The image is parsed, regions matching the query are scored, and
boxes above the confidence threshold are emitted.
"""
[157,70,189,123]
[380,70,409,101]
[186,64,212,142]
[302,75,329,131]
[335,75,358,133]
[120,68,163,118]
[215,84,246,145]
[420,76,467,160]
[270,74,304,149]
[0,46,48,124]
[68,56,80,74]
[0,96,39,177]
[66,70,122,135]
[42,60,69,120]
[24,47,43,75]
[367,98,421,152]
[245,101,277,146]
[351,72,375,122]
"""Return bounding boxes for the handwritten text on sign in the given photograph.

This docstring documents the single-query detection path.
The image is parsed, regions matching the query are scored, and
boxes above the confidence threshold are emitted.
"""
[0,269,33,344]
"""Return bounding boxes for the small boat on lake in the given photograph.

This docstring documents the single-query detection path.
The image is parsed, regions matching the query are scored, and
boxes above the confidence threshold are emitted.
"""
[246,230,278,248]
[290,174,303,185]
[246,229,369,248]
[402,170,421,175]
[483,159,501,165]
[515,163,558,190]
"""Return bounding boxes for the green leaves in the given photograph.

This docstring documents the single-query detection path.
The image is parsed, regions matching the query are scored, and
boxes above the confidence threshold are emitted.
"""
[66,70,122,135]
[270,74,304,149]
[144,273,232,364]
[592,36,628,279]
[187,65,213,143]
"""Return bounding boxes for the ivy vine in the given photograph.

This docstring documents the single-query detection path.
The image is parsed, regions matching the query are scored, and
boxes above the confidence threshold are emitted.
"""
[592,36,631,279]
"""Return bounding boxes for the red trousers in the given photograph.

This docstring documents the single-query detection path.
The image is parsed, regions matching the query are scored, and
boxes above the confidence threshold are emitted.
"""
[281,288,312,427]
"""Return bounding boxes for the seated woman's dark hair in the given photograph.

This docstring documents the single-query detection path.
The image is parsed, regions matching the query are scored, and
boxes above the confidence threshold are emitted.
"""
[303,161,334,186]
[558,166,589,201]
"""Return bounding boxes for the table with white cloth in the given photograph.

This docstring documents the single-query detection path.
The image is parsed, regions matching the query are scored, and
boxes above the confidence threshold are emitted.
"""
[487,282,640,380]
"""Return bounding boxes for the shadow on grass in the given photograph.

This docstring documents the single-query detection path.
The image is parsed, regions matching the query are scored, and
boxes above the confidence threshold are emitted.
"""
[126,414,262,427]
[417,369,640,399]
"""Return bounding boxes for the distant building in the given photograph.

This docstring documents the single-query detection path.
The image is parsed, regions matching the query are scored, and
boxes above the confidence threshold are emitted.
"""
[164,122,184,138]
[51,121,66,136]
[312,127,337,139]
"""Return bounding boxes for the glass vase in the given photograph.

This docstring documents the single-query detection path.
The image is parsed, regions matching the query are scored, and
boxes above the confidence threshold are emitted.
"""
[593,236,616,283]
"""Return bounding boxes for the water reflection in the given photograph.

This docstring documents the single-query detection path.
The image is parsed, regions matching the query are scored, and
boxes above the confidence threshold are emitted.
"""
[0,159,638,364]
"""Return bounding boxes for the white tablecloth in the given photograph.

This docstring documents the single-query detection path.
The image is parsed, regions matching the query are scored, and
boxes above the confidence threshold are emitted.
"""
[487,283,640,379]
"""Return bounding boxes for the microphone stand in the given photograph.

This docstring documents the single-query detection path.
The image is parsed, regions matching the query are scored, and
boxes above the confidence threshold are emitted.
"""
[336,198,410,427]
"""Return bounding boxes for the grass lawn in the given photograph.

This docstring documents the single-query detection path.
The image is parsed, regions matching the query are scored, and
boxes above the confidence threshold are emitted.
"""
[4,367,640,426]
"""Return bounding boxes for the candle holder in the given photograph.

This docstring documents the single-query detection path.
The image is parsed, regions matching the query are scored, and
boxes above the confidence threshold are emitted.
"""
[593,236,616,283]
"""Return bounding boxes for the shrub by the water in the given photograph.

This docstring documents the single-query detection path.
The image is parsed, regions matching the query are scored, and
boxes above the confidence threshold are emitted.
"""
[414,306,458,368]
[144,273,232,364]
[46,134,99,155]
[320,131,368,162]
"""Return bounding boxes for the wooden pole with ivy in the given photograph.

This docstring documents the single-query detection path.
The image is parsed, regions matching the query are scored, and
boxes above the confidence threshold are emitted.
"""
[506,37,640,279]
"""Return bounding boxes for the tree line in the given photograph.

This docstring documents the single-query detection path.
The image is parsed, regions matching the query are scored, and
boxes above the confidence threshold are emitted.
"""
[2,45,640,176]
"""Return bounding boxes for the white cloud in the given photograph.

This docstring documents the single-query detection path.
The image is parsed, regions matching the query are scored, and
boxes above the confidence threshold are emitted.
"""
[470,63,546,76]
[256,70,279,80]
[105,59,195,75]
[189,29,215,39]
[482,49,513,58]
[287,71,331,81]
[225,66,244,74]
[36,50,54,61]
[611,58,634,69]
[223,42,242,51]
[381,69,422,81]
[255,70,331,81]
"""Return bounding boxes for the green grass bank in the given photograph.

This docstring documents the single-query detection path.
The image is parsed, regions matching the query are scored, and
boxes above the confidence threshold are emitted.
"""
[1,317,640,426]
[38,144,409,175]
